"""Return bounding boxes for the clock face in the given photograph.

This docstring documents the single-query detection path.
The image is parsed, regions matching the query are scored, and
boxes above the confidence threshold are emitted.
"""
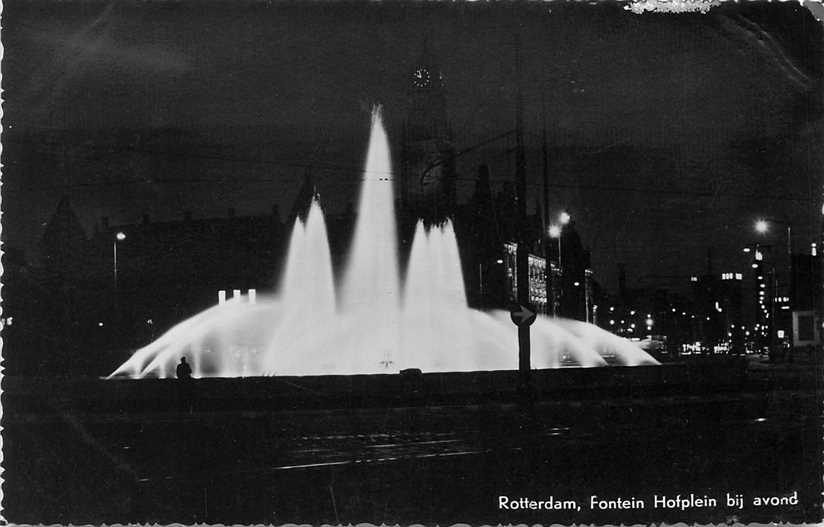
[413,68,431,88]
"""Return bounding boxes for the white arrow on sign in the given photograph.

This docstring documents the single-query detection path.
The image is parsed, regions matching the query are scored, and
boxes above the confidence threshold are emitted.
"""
[510,304,536,325]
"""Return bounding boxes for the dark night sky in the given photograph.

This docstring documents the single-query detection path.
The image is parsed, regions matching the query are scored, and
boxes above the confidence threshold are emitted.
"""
[2,1,823,292]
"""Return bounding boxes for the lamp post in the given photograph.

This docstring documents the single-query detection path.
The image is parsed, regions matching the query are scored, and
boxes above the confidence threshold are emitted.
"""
[113,231,126,334]
[549,212,570,268]
[547,212,572,318]
[113,231,126,289]
[548,224,562,317]
[584,268,593,323]
[755,218,792,259]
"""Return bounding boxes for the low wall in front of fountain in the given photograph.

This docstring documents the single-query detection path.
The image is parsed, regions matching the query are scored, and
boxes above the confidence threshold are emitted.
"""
[4,357,754,415]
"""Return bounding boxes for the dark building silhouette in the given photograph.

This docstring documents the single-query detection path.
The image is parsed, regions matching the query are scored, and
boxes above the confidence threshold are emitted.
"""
[91,209,286,352]
[401,40,456,224]
[544,221,591,320]
[462,165,507,309]
[746,244,794,353]
[453,164,552,314]
[1,247,58,375]
[791,252,822,347]
[10,196,290,377]
[38,196,104,371]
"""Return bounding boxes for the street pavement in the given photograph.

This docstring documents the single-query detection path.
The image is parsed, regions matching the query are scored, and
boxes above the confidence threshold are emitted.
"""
[3,361,821,524]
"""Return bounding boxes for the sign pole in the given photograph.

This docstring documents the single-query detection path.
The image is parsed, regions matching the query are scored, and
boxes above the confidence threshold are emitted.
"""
[514,35,531,393]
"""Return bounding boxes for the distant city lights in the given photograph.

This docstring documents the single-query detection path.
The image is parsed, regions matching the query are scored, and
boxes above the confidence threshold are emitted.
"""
[720,272,743,280]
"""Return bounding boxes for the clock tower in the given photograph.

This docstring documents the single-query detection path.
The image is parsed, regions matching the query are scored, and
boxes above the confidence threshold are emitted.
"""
[402,41,456,224]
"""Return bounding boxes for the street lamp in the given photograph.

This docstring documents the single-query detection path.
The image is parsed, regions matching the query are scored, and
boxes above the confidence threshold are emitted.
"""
[113,231,126,336]
[547,224,563,318]
[113,231,126,291]
[559,211,571,225]
[114,231,126,284]
[754,218,792,258]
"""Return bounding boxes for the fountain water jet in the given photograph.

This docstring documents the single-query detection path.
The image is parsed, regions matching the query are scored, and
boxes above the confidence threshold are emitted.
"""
[110,107,659,379]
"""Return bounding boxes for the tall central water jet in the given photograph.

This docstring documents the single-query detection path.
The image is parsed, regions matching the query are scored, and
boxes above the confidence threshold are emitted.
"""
[110,106,660,380]
[339,107,402,369]
[342,107,401,312]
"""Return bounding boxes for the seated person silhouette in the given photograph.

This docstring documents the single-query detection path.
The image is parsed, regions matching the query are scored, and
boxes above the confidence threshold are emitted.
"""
[176,357,192,380]
[176,357,194,412]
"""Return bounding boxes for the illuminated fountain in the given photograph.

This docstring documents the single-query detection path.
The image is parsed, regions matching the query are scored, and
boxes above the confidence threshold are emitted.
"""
[110,108,658,379]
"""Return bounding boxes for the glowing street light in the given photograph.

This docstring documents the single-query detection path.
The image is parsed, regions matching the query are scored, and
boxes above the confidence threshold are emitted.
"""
[113,231,127,333]
[559,211,571,225]
[754,217,792,257]
[113,231,127,289]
